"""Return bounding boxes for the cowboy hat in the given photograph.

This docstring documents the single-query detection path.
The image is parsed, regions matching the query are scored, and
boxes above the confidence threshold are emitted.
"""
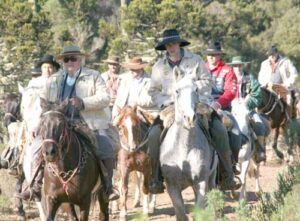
[122,57,148,70]
[58,45,85,59]
[102,56,120,65]
[266,45,279,56]
[37,54,60,70]
[227,56,250,66]
[31,63,42,76]
[155,29,190,51]
[204,41,225,55]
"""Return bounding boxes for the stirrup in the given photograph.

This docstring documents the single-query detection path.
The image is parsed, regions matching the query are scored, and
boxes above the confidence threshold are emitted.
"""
[15,189,34,202]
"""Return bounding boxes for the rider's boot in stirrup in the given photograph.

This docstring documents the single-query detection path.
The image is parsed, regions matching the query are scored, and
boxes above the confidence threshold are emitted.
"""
[255,136,266,163]
[15,163,43,202]
[101,158,119,201]
[217,148,241,191]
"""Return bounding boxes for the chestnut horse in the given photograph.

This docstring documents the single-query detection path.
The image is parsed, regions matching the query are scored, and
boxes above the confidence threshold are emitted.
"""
[257,87,299,161]
[39,99,109,221]
[113,106,155,220]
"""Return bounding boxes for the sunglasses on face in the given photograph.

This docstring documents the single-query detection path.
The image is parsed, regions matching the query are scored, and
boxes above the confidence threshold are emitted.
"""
[63,56,78,63]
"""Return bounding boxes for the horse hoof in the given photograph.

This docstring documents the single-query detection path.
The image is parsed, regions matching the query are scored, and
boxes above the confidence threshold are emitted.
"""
[230,191,238,199]
[149,206,155,214]
[255,191,263,198]
[16,209,26,217]
[133,201,140,208]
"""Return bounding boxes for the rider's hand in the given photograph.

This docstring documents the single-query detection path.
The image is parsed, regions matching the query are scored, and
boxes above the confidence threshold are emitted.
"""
[210,101,221,112]
[70,97,84,110]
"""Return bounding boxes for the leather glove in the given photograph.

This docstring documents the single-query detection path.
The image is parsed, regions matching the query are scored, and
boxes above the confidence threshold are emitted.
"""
[210,101,221,112]
[70,97,84,110]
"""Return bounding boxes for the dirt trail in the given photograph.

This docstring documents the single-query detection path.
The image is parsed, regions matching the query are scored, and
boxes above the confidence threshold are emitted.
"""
[0,161,285,221]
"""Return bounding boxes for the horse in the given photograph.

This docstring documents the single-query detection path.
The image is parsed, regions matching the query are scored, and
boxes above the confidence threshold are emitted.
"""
[159,65,217,221]
[231,99,270,200]
[3,93,21,127]
[113,105,155,220]
[1,92,27,217]
[38,98,109,221]
[257,86,299,162]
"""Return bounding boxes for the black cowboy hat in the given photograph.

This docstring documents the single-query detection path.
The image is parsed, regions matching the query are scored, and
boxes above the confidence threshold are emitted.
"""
[155,29,190,51]
[266,45,279,56]
[37,54,60,70]
[31,63,42,76]
[204,41,225,55]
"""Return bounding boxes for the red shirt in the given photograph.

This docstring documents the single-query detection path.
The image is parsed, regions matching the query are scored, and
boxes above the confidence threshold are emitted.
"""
[206,60,237,109]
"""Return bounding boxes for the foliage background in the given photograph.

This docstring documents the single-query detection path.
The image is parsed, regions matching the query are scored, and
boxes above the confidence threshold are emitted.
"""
[0,0,299,91]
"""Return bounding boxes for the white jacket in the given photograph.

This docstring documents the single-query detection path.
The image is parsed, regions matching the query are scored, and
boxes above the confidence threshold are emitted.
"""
[258,56,298,89]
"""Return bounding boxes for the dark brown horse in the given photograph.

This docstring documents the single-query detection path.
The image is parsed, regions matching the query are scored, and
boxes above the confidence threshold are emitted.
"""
[113,106,155,220]
[3,93,21,127]
[257,86,299,161]
[39,99,109,221]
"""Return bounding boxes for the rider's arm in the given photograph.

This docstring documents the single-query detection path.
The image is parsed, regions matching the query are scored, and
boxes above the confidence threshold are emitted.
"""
[194,57,213,98]
[148,61,172,108]
[282,59,298,88]
[217,67,237,109]
[80,70,110,111]
[246,75,262,110]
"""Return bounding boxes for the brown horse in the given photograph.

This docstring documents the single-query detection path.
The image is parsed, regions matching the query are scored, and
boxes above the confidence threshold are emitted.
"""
[113,106,155,220]
[257,86,299,161]
[39,98,109,221]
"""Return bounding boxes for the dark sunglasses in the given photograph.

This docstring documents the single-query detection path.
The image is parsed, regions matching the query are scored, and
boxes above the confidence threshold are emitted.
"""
[63,56,78,63]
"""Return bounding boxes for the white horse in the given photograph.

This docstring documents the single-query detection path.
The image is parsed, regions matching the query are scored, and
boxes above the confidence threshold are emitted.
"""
[160,65,217,221]
[18,84,46,221]
[231,99,262,200]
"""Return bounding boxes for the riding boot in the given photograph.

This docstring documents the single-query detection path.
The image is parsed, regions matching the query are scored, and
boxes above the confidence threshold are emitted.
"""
[102,158,119,201]
[15,160,44,202]
[255,136,266,163]
[147,124,165,194]
[8,147,20,177]
[210,117,241,191]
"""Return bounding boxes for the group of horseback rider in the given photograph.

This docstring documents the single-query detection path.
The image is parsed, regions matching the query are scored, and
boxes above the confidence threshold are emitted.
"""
[0,29,298,202]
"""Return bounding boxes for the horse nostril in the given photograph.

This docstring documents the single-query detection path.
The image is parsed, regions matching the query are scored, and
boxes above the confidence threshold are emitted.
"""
[50,148,56,156]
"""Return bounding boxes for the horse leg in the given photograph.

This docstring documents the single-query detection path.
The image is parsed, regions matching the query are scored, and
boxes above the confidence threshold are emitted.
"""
[79,201,91,221]
[15,175,25,217]
[60,203,78,221]
[253,161,262,197]
[193,180,207,209]
[166,183,188,221]
[238,158,250,201]
[45,196,60,221]
[148,194,156,214]
[272,128,284,159]
[133,171,141,208]
[99,189,109,221]
[119,166,130,220]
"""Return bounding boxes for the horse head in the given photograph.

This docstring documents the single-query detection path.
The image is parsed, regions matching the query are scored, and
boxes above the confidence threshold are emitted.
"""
[39,98,69,162]
[173,65,199,129]
[19,86,43,141]
[114,105,145,152]
[3,93,21,127]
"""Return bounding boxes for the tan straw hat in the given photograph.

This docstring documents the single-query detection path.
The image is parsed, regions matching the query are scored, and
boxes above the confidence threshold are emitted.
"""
[122,57,148,70]
[102,56,120,65]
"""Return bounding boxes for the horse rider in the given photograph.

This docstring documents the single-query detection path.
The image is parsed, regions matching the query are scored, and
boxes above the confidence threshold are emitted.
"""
[229,56,266,163]
[101,55,123,109]
[258,45,299,118]
[145,29,241,194]
[204,41,243,177]
[17,46,119,202]
[27,54,61,89]
[112,56,152,119]
[3,55,60,176]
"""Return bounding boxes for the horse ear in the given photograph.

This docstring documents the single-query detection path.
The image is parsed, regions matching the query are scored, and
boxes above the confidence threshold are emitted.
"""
[173,66,183,82]
[18,82,24,94]
[40,97,48,111]
[190,63,199,80]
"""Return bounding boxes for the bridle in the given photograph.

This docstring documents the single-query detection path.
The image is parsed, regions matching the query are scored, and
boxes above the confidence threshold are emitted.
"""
[41,110,82,195]
[259,89,284,115]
